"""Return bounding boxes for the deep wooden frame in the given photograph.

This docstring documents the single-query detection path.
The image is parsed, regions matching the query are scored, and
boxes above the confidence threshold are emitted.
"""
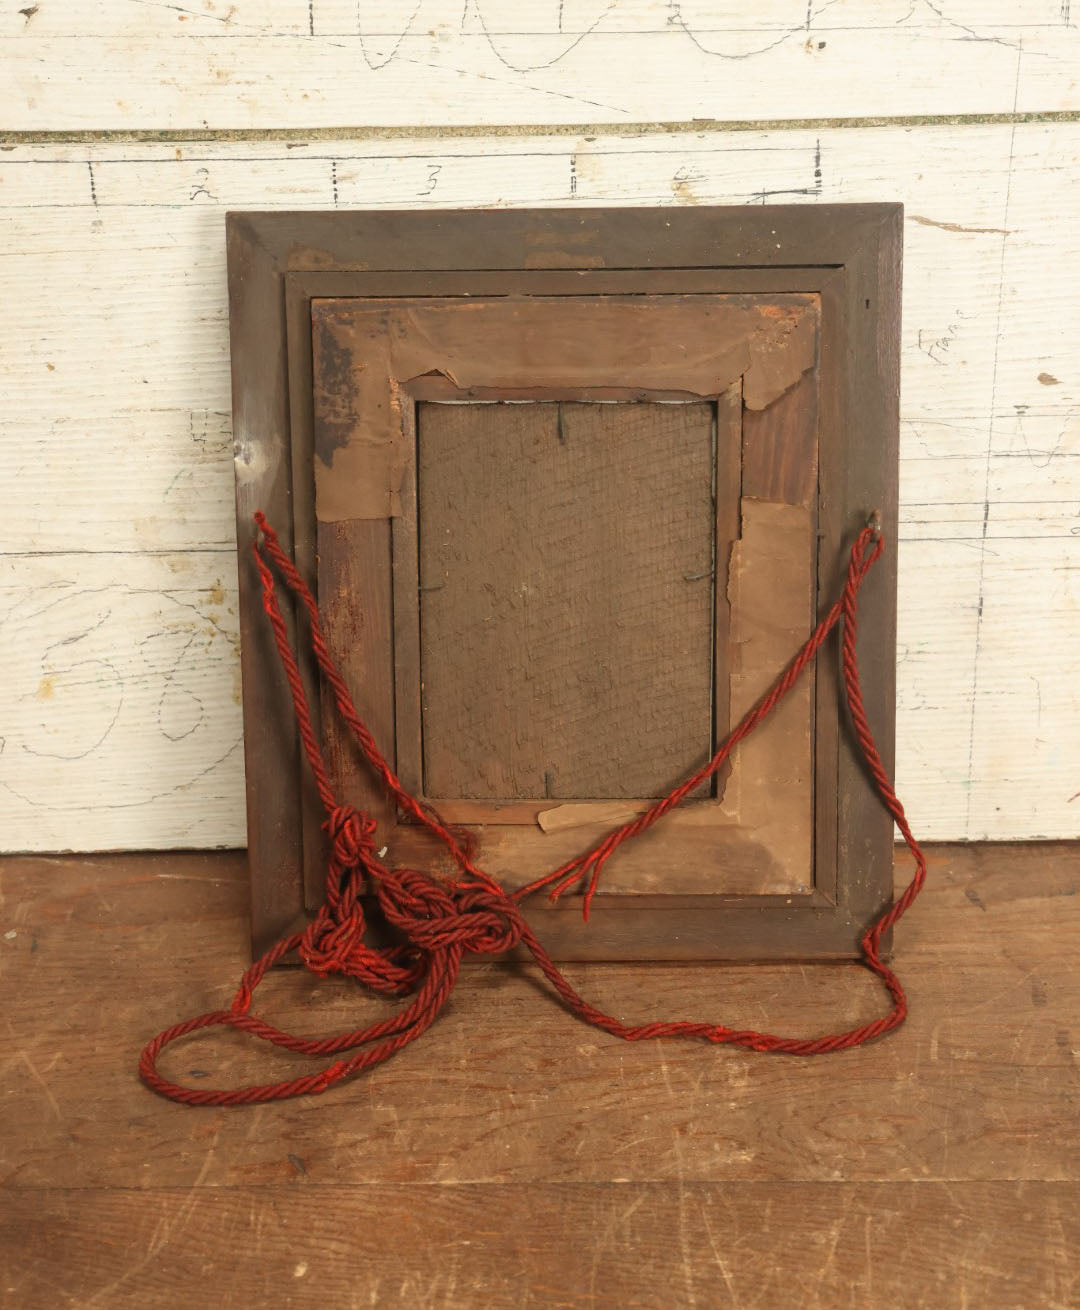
[227,204,902,960]
[308,293,822,907]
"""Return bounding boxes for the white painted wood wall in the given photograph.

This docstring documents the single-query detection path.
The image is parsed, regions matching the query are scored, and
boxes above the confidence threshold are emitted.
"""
[2,2,1078,849]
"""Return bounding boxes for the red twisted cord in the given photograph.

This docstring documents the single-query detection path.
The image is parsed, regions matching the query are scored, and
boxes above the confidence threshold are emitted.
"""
[139,511,927,1104]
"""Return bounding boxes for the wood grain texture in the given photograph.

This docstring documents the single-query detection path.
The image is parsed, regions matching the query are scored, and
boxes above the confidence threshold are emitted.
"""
[388,810,810,900]
[419,400,716,800]
[309,293,814,521]
[3,1183,1076,1310]
[314,520,398,903]
[2,2,1077,129]
[723,500,815,894]
[302,289,825,914]
[390,373,817,902]
[717,363,821,894]
[1,843,1078,1188]
[741,368,819,507]
[0,551,245,849]
[1,124,1078,849]
[0,844,1078,1307]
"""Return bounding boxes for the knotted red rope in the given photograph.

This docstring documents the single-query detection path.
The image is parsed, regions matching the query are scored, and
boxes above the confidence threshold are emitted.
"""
[139,511,927,1105]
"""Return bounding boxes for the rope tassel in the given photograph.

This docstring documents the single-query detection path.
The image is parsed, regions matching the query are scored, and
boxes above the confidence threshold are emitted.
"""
[138,511,927,1105]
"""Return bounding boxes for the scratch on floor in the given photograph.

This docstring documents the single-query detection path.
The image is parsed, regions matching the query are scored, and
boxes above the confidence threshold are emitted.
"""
[671,1129,697,1307]
[17,1050,62,1121]
[150,873,237,884]
[587,1190,647,1304]
[700,1204,738,1305]
[82,1125,220,1306]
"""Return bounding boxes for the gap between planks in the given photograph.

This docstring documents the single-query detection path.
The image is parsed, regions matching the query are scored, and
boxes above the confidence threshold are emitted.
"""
[3,109,1080,148]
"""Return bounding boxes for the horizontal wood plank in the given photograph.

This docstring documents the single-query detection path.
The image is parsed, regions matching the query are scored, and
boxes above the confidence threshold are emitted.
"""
[0,553,245,849]
[2,2,1078,128]
[2,1181,1076,1309]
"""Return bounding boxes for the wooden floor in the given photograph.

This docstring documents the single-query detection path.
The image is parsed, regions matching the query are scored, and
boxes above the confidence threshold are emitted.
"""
[0,844,1077,1308]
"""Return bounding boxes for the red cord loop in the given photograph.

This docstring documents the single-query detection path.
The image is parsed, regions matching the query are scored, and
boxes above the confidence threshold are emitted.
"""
[138,510,928,1105]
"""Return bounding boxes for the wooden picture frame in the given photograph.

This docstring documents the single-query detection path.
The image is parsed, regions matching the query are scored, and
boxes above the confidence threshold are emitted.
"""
[227,204,902,961]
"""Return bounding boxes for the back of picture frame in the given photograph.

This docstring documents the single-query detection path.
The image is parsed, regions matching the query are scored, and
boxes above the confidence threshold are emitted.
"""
[226,204,902,960]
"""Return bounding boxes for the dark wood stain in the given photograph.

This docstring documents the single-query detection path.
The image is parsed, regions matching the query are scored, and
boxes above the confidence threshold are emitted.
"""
[310,312,360,462]
[315,519,398,892]
[226,216,304,952]
[741,368,820,507]
[314,301,818,902]
[227,204,902,960]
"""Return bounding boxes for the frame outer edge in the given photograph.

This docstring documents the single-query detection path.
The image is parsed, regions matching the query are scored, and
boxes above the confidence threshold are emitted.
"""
[836,204,903,949]
[227,213,306,953]
[228,205,904,962]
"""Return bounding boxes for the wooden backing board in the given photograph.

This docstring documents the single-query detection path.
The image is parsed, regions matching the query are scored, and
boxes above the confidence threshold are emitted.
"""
[418,400,717,803]
[312,295,820,900]
[227,205,901,960]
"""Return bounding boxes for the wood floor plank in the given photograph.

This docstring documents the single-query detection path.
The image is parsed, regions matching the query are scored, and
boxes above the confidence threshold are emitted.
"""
[1,1182,1076,1310]
[0,846,1077,1193]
